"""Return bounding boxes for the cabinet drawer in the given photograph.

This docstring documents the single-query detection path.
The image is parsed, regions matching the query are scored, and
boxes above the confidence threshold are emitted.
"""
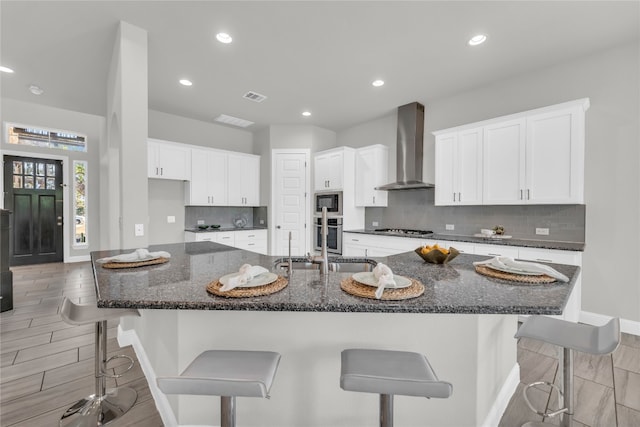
[215,232,235,246]
[474,244,519,258]
[518,248,580,266]
[235,241,267,255]
[235,230,267,242]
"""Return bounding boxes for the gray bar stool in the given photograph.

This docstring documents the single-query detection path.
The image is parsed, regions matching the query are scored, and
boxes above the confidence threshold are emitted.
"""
[514,316,620,427]
[340,348,453,427]
[157,350,281,427]
[59,297,141,426]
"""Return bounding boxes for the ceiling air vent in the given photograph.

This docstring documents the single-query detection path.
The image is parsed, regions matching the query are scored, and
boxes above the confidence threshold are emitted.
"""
[243,91,267,103]
[214,114,254,128]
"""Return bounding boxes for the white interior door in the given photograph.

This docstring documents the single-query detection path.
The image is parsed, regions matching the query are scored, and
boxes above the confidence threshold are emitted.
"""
[272,150,309,256]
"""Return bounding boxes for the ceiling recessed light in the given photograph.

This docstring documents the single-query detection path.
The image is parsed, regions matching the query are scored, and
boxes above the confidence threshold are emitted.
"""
[302,111,311,117]
[0,66,14,73]
[468,34,487,46]
[29,85,44,95]
[372,80,385,87]
[179,79,193,86]
[216,32,233,44]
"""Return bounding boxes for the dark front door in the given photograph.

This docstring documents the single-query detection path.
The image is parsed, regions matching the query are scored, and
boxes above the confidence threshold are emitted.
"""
[4,155,63,265]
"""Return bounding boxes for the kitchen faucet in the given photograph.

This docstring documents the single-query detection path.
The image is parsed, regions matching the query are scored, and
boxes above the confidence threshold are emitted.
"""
[308,206,329,274]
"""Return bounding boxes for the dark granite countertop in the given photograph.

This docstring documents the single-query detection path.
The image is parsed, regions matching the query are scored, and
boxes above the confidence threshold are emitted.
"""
[344,229,585,251]
[185,226,268,233]
[92,242,579,315]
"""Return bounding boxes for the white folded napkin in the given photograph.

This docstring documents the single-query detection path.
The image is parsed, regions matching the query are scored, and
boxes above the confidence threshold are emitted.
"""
[220,263,270,292]
[473,256,569,282]
[96,248,171,264]
[373,263,397,299]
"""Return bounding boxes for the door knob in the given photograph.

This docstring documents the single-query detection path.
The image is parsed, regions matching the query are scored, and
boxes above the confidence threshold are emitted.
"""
[276,225,281,229]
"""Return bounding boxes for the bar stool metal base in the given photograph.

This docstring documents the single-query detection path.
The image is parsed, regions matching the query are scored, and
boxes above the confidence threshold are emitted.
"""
[380,394,394,427]
[60,387,137,427]
[221,396,236,427]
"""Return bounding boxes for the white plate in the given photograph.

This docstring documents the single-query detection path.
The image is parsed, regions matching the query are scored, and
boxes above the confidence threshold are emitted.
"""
[351,272,412,289]
[110,255,161,263]
[218,271,278,288]
[483,263,544,276]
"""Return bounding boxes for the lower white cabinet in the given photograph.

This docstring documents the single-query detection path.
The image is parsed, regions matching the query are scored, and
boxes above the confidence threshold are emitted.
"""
[185,230,267,254]
[473,243,520,258]
[342,233,436,257]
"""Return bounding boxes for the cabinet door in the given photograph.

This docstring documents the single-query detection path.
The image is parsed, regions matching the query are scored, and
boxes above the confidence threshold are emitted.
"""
[156,143,190,180]
[228,154,260,206]
[315,152,343,191]
[435,133,457,205]
[188,149,227,206]
[483,119,526,204]
[526,107,583,204]
[355,146,388,207]
[456,128,483,205]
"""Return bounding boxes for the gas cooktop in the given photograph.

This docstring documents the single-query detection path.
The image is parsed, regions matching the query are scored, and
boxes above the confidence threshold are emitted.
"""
[374,228,434,236]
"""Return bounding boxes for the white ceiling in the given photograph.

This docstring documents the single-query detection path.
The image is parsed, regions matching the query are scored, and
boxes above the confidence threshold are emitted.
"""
[1,1,638,132]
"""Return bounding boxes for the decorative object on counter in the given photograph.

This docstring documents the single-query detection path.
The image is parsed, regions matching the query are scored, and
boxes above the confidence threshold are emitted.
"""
[207,275,288,298]
[340,276,424,301]
[233,215,248,228]
[219,264,272,291]
[415,244,459,264]
[97,248,171,269]
[198,224,221,230]
[474,264,556,284]
[493,225,505,235]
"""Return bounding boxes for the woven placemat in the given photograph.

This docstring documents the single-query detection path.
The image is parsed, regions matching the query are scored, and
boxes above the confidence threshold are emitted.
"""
[474,264,556,284]
[340,277,425,301]
[207,276,288,298]
[101,257,169,269]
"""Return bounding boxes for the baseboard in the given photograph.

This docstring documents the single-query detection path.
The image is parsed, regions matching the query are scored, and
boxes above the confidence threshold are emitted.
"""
[117,326,179,427]
[65,255,91,263]
[580,311,640,336]
[481,363,520,427]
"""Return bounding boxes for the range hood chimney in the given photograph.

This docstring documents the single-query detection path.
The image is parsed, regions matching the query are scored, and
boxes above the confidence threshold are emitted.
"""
[375,102,434,191]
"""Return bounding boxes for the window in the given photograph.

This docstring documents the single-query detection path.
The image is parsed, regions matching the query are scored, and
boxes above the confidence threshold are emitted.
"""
[73,161,88,246]
[6,123,87,152]
[12,159,57,190]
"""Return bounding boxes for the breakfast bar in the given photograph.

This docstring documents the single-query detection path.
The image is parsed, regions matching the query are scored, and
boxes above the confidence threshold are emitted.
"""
[93,242,580,426]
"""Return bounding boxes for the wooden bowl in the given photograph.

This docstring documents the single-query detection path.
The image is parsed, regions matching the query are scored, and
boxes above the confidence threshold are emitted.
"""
[414,246,460,264]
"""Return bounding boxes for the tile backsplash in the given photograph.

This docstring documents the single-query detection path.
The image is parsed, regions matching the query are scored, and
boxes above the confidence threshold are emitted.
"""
[185,206,267,229]
[365,190,585,242]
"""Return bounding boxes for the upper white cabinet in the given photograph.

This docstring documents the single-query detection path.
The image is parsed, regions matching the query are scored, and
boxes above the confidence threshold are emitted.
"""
[147,139,191,180]
[188,148,228,206]
[355,144,389,207]
[435,127,483,205]
[434,98,589,206]
[482,118,527,204]
[314,148,348,191]
[227,153,260,206]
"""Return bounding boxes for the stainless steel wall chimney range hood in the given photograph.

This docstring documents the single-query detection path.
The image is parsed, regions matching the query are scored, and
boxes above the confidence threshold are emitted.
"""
[375,102,435,191]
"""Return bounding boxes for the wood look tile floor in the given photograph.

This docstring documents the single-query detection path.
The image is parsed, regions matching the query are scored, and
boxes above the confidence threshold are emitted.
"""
[1,262,639,427]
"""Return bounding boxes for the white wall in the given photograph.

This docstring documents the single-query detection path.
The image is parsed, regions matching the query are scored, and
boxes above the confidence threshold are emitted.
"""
[337,41,640,323]
[0,98,105,258]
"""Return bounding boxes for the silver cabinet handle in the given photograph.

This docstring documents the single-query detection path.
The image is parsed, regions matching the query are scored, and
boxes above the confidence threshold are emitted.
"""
[487,253,501,256]
[520,189,523,200]
[373,196,375,204]
[365,249,368,257]
[535,258,553,263]
[156,167,159,175]
[160,167,163,176]
[527,189,530,200]
[453,192,456,202]
[352,239,359,242]
[458,192,461,201]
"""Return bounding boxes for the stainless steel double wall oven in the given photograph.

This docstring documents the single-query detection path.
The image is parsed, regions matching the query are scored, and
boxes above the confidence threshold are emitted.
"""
[314,191,343,254]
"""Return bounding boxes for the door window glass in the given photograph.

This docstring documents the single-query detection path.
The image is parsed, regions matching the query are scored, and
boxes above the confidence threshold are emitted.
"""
[73,161,88,246]
[12,160,57,191]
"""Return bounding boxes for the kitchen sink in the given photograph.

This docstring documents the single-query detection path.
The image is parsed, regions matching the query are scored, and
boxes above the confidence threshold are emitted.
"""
[274,258,376,273]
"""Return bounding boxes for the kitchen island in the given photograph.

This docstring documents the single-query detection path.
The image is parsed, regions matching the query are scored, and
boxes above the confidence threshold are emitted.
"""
[94,242,580,427]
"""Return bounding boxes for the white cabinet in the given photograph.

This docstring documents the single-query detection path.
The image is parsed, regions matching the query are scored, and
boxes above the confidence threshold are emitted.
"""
[188,148,227,206]
[473,243,520,258]
[314,149,346,191]
[434,98,589,206]
[148,139,191,180]
[482,118,527,205]
[355,145,389,207]
[524,106,585,204]
[435,128,483,205]
[234,230,268,254]
[185,230,267,254]
[227,153,260,206]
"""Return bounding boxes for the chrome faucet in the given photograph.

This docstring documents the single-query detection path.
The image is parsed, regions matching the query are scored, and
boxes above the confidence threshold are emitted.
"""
[308,206,329,274]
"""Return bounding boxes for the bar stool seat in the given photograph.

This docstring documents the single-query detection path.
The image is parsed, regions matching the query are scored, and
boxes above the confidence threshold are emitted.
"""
[341,348,452,427]
[59,298,141,427]
[157,350,281,427]
[514,316,620,427]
